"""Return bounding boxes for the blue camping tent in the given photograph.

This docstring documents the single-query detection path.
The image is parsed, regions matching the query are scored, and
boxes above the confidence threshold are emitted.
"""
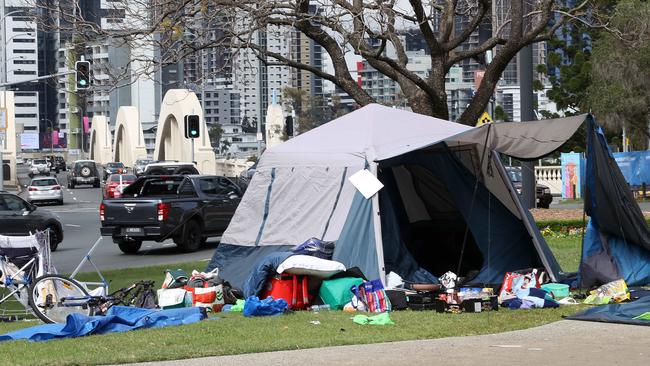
[579,117,650,287]
[206,105,586,288]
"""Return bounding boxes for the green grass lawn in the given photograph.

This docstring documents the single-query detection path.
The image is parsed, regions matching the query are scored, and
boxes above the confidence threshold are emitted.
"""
[0,236,585,365]
[546,235,582,272]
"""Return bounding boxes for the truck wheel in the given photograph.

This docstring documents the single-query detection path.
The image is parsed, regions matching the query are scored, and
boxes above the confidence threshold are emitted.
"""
[115,239,142,254]
[177,220,202,253]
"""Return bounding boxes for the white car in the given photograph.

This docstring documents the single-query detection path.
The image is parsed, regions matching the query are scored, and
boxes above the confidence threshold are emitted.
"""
[134,158,154,176]
[27,177,64,205]
[29,159,50,177]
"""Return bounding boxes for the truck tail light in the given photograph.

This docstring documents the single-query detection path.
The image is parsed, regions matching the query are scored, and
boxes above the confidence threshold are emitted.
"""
[100,203,105,221]
[157,202,170,221]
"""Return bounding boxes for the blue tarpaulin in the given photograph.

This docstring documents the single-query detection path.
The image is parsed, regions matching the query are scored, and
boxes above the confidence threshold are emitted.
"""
[613,151,650,186]
[0,306,206,342]
[567,296,650,326]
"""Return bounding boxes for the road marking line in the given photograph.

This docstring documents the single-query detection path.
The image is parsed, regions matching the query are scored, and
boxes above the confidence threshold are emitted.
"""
[65,224,81,227]
[163,243,175,247]
[51,208,99,213]
[72,197,77,200]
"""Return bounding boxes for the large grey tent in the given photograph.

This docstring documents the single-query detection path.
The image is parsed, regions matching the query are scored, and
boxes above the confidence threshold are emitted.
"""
[207,104,585,287]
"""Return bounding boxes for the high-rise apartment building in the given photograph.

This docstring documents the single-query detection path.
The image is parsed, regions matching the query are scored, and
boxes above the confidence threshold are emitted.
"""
[1,0,59,147]
[290,30,324,101]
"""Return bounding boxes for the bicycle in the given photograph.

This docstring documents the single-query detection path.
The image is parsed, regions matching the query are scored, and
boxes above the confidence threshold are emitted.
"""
[28,277,156,323]
[26,237,110,324]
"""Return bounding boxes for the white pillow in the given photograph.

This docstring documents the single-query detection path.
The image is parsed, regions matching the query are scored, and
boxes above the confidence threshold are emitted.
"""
[276,255,346,278]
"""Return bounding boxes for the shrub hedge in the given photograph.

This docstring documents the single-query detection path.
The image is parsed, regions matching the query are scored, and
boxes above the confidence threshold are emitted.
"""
[536,218,650,232]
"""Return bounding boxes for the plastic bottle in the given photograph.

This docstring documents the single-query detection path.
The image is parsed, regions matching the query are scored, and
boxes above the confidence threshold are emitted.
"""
[309,304,331,312]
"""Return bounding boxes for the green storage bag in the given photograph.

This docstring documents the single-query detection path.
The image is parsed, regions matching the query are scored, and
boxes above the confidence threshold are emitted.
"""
[319,277,364,310]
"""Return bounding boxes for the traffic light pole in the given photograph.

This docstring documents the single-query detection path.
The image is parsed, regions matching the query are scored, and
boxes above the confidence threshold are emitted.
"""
[0,70,74,88]
[191,138,195,165]
[0,70,73,190]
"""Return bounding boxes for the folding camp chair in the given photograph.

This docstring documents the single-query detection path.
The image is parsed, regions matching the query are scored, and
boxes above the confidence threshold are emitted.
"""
[0,231,55,318]
[28,237,110,323]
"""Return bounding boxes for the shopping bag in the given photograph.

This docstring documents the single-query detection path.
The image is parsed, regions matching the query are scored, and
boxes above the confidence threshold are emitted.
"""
[319,277,364,310]
[157,288,192,309]
[351,279,391,313]
[162,269,189,289]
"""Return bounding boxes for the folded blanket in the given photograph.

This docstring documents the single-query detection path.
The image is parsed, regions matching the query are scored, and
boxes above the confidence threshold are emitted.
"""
[0,306,206,342]
[243,251,294,297]
[292,238,336,260]
[502,288,559,310]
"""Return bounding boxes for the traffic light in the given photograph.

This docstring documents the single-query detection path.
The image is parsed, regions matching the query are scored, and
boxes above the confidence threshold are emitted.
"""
[75,61,90,90]
[284,115,294,137]
[184,115,200,139]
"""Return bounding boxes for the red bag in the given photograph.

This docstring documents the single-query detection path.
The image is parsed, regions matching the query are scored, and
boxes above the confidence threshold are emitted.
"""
[261,274,311,310]
[184,283,224,311]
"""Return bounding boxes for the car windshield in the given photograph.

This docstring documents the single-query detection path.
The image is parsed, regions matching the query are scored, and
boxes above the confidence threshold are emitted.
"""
[110,174,136,182]
[33,159,46,164]
[507,168,522,182]
[107,162,124,168]
[32,179,58,186]
[136,160,152,165]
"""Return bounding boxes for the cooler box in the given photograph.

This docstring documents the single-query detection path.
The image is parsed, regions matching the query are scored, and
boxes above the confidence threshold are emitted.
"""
[261,274,311,310]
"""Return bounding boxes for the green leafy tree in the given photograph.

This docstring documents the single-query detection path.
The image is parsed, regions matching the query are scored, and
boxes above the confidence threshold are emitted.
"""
[208,123,224,149]
[545,24,594,114]
[494,105,510,122]
[587,0,650,149]
[282,87,334,134]
[43,1,599,126]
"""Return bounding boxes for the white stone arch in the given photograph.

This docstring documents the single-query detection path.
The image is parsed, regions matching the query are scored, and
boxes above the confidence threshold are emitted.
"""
[113,106,147,167]
[153,89,215,174]
[89,115,112,165]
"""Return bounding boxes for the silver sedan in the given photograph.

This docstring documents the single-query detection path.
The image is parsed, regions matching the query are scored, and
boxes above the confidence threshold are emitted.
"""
[27,177,64,205]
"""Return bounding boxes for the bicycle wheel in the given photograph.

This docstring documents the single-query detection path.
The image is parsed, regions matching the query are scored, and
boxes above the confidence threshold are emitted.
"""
[28,274,91,324]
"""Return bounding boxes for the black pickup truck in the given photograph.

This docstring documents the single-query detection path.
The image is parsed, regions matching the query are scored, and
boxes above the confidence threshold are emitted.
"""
[100,175,241,254]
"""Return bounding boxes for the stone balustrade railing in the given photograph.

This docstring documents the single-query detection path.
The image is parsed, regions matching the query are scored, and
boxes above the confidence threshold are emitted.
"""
[535,166,562,196]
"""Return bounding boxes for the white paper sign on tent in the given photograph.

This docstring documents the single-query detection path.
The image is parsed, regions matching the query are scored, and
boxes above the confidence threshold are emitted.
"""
[349,169,384,199]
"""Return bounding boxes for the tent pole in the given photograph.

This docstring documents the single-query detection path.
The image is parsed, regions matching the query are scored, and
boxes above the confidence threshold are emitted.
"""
[369,161,386,285]
[456,124,493,276]
[493,151,558,282]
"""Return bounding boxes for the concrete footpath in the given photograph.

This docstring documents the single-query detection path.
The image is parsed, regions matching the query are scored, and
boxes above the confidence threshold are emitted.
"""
[127,320,649,366]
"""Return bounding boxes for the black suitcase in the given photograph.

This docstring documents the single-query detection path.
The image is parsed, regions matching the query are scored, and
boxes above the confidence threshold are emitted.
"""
[408,302,438,311]
[406,291,436,304]
[386,290,408,310]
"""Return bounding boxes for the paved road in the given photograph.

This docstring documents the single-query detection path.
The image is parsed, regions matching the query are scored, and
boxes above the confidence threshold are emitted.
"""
[15,165,218,274]
[126,320,650,366]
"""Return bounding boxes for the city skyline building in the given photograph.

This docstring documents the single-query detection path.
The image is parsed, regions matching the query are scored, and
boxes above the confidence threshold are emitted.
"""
[1,0,60,148]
